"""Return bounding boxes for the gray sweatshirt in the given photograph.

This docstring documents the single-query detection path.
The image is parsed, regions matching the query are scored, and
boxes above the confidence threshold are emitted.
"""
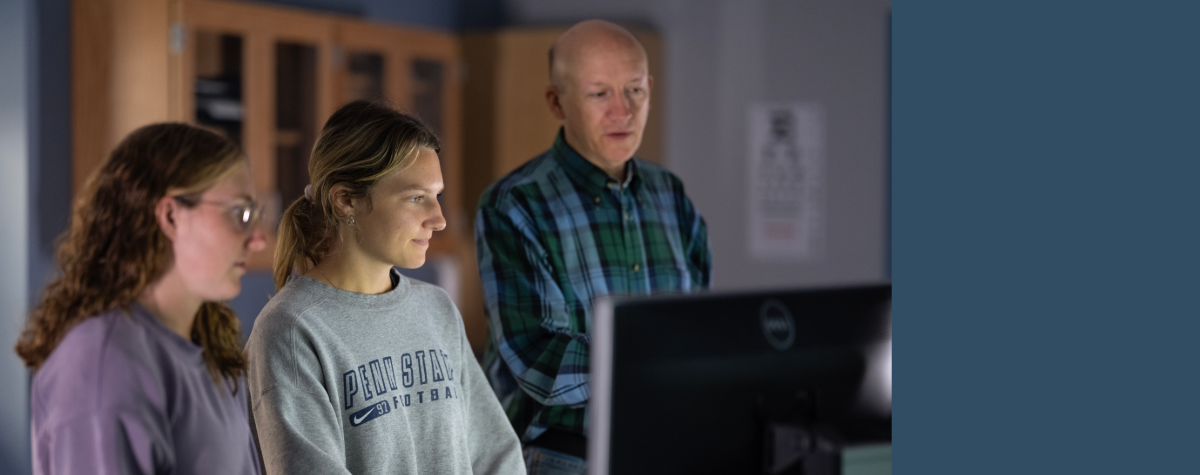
[246,271,525,475]
[31,304,261,475]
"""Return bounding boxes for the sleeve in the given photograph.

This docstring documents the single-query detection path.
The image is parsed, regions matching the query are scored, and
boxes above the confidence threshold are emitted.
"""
[31,346,171,474]
[456,321,527,474]
[673,176,713,289]
[246,320,352,475]
[684,199,713,289]
[475,202,591,408]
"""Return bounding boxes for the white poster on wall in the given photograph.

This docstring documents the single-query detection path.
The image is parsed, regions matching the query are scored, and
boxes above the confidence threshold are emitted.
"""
[747,103,824,261]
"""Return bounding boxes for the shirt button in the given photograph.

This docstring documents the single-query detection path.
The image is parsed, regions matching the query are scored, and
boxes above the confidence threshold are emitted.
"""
[594,197,601,204]
[624,212,630,221]
[632,264,640,272]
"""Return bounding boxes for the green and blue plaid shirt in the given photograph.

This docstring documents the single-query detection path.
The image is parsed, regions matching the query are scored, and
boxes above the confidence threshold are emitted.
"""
[475,131,711,442]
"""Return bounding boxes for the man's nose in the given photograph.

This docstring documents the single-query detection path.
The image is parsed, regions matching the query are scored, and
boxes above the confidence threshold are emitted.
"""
[610,93,633,119]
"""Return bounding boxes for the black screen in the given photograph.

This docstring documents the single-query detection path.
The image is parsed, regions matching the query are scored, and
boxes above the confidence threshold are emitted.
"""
[591,285,891,474]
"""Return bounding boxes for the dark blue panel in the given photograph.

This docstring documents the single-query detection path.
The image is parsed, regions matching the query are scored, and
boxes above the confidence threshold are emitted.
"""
[897,1,1200,473]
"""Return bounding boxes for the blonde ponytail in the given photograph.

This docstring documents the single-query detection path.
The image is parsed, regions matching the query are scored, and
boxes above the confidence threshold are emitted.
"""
[272,100,440,290]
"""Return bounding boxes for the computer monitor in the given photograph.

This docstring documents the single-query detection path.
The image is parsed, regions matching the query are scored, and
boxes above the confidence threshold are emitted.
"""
[589,285,891,475]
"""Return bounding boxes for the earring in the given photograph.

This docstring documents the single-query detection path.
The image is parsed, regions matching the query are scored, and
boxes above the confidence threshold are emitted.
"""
[347,215,356,226]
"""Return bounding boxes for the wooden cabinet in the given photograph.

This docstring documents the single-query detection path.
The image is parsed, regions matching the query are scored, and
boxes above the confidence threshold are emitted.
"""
[72,0,465,271]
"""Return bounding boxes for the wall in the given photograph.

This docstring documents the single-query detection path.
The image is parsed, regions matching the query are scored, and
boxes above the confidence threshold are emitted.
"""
[30,1,73,310]
[251,0,464,30]
[505,0,892,290]
[0,0,34,471]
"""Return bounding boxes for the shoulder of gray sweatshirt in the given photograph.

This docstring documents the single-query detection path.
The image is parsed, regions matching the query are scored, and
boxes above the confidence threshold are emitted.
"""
[245,271,526,475]
[30,304,261,475]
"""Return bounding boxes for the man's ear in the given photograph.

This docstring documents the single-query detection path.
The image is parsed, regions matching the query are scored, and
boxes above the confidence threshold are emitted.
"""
[155,196,180,242]
[546,85,566,121]
[329,183,356,218]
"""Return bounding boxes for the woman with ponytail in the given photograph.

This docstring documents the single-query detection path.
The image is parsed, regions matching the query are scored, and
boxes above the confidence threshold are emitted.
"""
[16,123,266,474]
[245,101,524,474]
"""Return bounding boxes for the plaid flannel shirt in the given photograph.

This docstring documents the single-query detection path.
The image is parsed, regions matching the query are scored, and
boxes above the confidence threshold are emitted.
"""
[475,131,712,442]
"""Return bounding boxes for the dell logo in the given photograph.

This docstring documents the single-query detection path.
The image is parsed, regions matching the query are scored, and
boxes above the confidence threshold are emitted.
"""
[760,299,796,350]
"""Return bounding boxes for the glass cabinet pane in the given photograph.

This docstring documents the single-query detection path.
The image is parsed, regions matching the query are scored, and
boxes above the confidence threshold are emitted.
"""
[347,52,385,102]
[276,42,318,212]
[412,59,446,191]
[411,59,444,141]
[194,31,244,146]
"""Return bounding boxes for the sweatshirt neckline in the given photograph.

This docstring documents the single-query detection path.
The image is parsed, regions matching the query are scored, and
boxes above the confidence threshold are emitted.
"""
[288,268,411,309]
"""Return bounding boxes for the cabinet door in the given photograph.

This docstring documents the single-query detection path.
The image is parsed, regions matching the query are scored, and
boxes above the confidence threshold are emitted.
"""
[177,0,335,270]
[335,21,464,249]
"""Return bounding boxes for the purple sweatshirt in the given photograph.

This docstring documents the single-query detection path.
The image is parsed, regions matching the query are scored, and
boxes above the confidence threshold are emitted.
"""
[30,304,261,475]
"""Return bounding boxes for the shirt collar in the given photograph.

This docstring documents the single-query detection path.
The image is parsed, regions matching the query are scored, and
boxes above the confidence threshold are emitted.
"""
[130,302,205,363]
[553,129,639,194]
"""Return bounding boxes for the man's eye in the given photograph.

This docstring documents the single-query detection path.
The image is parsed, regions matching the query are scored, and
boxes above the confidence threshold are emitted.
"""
[409,195,425,203]
[590,91,607,98]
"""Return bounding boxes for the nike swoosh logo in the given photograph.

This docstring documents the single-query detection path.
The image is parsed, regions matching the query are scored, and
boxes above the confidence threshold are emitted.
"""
[351,407,374,425]
[349,401,390,427]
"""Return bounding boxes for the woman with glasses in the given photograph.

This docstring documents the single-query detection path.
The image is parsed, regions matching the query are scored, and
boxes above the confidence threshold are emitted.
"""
[245,101,524,474]
[16,123,266,474]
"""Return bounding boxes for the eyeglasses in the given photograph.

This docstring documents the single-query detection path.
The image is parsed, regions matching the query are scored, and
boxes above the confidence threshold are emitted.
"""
[176,197,264,234]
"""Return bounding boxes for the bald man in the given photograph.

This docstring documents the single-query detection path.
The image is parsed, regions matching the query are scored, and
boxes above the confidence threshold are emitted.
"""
[475,20,712,473]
